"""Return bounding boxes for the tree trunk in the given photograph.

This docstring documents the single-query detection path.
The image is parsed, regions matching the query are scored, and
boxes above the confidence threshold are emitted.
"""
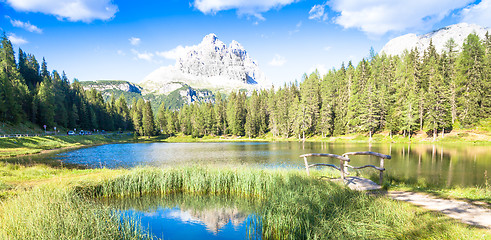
[433,127,436,142]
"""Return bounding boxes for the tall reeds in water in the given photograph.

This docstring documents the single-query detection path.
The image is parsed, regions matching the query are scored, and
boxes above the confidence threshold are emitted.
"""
[0,187,152,239]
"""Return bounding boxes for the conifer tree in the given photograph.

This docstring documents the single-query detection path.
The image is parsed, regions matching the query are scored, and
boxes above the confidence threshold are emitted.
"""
[37,79,55,127]
[142,100,155,136]
[443,38,459,125]
[457,33,485,126]
[131,98,143,135]
[0,34,27,122]
[333,63,350,135]
[299,72,320,137]
[115,94,131,131]
[156,102,167,134]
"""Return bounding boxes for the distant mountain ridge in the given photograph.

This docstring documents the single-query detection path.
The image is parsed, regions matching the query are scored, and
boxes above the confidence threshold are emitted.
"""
[80,80,142,95]
[141,33,269,95]
[381,23,490,56]
[80,80,214,110]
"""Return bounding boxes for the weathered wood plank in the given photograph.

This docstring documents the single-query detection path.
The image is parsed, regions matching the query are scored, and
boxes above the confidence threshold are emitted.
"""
[345,164,385,171]
[343,151,391,159]
[307,163,341,171]
[300,153,350,162]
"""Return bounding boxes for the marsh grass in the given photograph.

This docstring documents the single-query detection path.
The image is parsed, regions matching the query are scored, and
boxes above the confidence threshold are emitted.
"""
[0,187,153,240]
[80,167,488,239]
[0,166,489,239]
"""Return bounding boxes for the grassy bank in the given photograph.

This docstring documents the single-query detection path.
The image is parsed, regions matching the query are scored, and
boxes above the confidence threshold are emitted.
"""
[137,129,491,144]
[0,134,132,158]
[0,165,488,239]
[382,173,491,206]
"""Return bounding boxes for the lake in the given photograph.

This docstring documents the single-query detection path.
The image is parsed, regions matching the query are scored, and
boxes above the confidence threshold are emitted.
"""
[49,141,490,187]
[9,141,489,239]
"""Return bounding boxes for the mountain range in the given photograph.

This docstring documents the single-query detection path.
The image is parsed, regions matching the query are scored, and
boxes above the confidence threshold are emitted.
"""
[381,23,489,56]
[82,23,489,109]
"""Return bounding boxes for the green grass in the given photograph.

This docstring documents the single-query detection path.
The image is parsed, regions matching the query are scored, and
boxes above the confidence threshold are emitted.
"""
[383,173,491,205]
[75,167,488,239]
[0,122,44,135]
[0,134,132,158]
[0,165,489,239]
[0,187,153,240]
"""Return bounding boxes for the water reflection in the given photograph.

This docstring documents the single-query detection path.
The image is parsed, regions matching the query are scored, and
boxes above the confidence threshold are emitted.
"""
[103,195,261,240]
[6,142,490,187]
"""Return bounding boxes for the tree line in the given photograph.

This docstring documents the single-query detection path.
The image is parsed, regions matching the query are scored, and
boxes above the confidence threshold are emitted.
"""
[1,33,490,138]
[0,34,132,132]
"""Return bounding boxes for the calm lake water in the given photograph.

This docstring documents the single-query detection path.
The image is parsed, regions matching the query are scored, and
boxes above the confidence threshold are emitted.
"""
[103,195,261,240]
[10,141,489,239]
[51,141,491,187]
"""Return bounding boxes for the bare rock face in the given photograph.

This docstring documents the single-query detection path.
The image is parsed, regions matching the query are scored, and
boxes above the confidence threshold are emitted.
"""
[141,34,269,95]
[381,23,490,56]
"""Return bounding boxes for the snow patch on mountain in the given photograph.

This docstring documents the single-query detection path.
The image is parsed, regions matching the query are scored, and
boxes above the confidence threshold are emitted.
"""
[141,34,269,95]
[381,23,490,56]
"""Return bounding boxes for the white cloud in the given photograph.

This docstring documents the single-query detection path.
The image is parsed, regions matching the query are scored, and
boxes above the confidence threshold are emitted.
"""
[328,0,474,36]
[5,0,118,22]
[269,54,286,66]
[6,16,42,33]
[131,49,154,62]
[7,33,28,45]
[129,37,141,46]
[288,21,302,35]
[308,64,328,76]
[323,46,331,51]
[308,4,328,21]
[460,0,491,28]
[156,45,195,60]
[193,0,297,20]
[117,50,125,56]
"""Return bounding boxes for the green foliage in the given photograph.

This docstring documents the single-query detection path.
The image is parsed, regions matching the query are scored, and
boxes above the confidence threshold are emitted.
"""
[142,100,155,136]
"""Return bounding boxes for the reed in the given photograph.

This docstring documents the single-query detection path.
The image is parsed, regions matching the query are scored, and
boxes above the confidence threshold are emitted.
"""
[0,187,152,240]
[82,167,486,239]
[0,167,487,239]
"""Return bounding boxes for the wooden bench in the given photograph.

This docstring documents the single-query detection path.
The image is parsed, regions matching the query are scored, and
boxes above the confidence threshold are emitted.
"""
[300,151,391,185]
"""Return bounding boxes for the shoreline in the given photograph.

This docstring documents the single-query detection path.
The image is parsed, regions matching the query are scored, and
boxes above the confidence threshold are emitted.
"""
[1,131,490,159]
[0,134,133,159]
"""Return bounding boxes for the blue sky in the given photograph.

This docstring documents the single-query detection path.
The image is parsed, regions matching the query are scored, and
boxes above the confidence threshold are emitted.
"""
[1,0,489,86]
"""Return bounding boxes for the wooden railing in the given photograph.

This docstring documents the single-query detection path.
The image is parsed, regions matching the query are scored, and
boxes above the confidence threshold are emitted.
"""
[300,151,391,185]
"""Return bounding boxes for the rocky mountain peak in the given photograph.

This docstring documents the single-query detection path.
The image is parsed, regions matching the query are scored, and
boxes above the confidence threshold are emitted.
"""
[201,33,219,44]
[381,23,490,56]
[141,34,268,95]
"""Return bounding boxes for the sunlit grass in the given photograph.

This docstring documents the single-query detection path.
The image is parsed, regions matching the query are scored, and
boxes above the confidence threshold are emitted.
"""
[0,187,153,240]
[383,174,491,205]
[82,167,488,239]
[0,165,488,239]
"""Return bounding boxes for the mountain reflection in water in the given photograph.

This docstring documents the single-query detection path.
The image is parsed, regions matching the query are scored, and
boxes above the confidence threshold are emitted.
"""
[143,207,248,234]
[103,195,261,240]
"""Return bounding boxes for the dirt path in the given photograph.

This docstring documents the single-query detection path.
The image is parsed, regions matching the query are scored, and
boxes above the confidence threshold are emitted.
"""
[387,191,491,228]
